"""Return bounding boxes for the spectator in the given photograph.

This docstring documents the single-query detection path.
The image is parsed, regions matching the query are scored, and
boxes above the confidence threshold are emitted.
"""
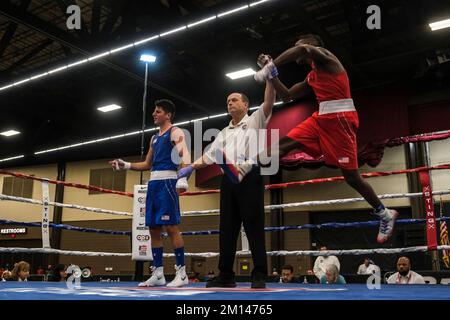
[9,261,30,281]
[313,246,341,280]
[189,271,201,283]
[387,257,425,284]
[1,271,12,281]
[271,268,279,277]
[36,266,45,275]
[281,265,296,283]
[49,264,67,282]
[205,270,215,281]
[320,264,346,284]
[357,258,380,275]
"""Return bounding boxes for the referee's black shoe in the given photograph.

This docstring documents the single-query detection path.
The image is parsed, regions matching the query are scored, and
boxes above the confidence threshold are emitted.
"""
[251,273,266,289]
[206,276,237,288]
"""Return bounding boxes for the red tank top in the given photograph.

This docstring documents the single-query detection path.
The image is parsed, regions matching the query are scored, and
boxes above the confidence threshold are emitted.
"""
[306,63,351,103]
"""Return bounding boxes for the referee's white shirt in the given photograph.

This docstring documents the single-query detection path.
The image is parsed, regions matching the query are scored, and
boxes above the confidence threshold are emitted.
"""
[205,105,272,165]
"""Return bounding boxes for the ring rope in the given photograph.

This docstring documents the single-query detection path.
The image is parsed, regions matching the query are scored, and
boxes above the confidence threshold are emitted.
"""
[0,170,134,198]
[2,217,449,237]
[181,189,450,216]
[0,193,131,217]
[1,163,450,197]
[0,219,131,236]
[2,189,450,218]
[1,245,449,258]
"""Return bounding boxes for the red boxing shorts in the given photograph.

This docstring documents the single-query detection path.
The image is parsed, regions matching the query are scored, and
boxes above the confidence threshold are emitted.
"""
[287,111,359,170]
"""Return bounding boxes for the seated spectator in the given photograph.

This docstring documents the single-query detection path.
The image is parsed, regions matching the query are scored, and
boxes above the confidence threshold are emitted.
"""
[387,257,425,284]
[49,264,67,282]
[205,270,215,281]
[281,265,296,283]
[320,265,346,284]
[1,270,12,281]
[9,261,30,281]
[313,246,341,280]
[271,268,279,277]
[36,266,45,275]
[189,271,201,283]
[357,258,380,275]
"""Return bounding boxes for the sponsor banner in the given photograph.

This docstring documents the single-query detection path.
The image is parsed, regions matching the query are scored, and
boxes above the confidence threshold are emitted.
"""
[41,181,51,249]
[132,185,152,261]
[419,171,438,249]
[241,225,249,251]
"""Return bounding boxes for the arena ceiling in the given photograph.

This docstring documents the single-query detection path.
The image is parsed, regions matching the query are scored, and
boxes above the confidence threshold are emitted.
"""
[0,0,449,167]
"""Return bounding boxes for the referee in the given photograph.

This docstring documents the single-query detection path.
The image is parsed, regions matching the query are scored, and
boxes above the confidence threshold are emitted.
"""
[178,79,276,289]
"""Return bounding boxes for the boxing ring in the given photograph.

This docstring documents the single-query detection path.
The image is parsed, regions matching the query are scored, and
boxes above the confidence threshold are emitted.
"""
[1,132,450,300]
[1,282,449,300]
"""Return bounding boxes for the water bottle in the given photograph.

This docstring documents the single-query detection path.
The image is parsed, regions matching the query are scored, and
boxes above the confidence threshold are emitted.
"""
[303,276,308,284]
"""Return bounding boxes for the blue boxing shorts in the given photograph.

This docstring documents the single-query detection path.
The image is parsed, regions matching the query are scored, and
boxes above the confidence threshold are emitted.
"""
[145,178,181,227]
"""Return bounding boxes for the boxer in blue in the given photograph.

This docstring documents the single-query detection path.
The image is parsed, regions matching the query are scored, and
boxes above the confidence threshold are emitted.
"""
[110,99,190,287]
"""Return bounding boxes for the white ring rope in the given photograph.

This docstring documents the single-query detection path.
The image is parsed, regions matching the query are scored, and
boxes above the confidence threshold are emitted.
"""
[0,247,131,257]
[181,189,450,216]
[0,193,132,217]
[2,189,450,217]
[1,246,449,258]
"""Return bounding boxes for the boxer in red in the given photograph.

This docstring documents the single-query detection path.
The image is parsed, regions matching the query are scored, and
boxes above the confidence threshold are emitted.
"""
[235,34,397,244]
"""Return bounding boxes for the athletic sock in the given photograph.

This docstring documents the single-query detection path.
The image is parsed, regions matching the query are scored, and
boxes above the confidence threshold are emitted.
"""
[152,247,163,268]
[174,247,185,266]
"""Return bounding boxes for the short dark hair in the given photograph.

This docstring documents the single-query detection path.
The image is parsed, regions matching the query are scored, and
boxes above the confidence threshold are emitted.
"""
[281,265,294,273]
[154,99,176,121]
[298,34,324,47]
[238,93,249,105]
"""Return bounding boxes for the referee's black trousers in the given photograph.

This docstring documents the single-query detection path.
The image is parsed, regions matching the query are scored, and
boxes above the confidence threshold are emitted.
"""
[218,166,267,278]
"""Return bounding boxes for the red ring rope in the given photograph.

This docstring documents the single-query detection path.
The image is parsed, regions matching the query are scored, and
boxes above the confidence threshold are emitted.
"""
[1,164,450,197]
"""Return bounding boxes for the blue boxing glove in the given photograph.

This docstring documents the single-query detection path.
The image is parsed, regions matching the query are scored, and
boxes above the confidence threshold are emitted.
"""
[177,165,194,179]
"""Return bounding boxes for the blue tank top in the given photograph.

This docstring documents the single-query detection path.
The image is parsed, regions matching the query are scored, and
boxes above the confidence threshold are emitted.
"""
[151,127,179,171]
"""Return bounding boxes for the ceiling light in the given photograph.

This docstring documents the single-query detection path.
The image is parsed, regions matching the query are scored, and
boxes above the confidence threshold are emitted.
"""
[97,104,122,113]
[31,104,277,156]
[250,0,273,7]
[225,68,256,80]
[0,2,273,93]
[429,18,450,31]
[133,35,159,46]
[140,54,157,63]
[160,26,187,37]
[0,155,24,162]
[0,130,21,137]
[187,16,217,28]
[217,5,249,18]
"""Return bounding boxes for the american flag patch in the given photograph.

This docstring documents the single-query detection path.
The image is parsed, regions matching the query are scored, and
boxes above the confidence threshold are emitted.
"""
[338,157,349,163]
[161,215,170,221]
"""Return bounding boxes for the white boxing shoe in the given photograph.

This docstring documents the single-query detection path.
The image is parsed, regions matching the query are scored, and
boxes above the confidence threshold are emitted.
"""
[166,265,189,287]
[138,266,166,287]
[376,208,399,244]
